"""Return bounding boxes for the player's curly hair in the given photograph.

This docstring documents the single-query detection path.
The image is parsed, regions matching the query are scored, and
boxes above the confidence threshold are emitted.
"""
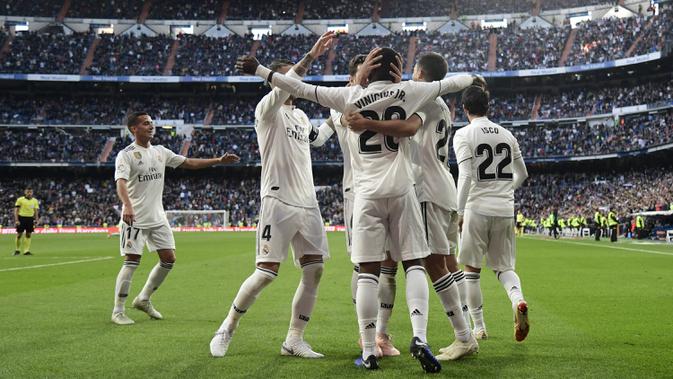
[368,48,402,83]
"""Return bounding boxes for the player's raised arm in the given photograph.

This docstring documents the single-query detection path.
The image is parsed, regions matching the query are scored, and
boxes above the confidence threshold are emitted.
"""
[346,112,423,137]
[237,56,353,114]
[255,32,336,120]
[453,131,473,217]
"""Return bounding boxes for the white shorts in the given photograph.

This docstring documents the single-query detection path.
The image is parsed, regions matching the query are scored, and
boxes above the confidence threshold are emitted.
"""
[344,196,354,254]
[119,221,175,256]
[351,191,429,264]
[256,197,329,266]
[421,202,458,256]
[458,209,516,272]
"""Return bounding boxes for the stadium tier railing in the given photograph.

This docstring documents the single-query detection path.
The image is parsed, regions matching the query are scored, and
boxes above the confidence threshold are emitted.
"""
[0,52,662,83]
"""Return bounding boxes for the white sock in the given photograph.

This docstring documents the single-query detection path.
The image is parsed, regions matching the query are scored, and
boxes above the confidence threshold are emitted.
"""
[405,265,429,342]
[433,272,470,342]
[356,273,379,359]
[138,261,174,301]
[451,270,471,328]
[217,267,277,334]
[286,260,324,343]
[497,270,524,308]
[377,265,397,336]
[351,266,359,307]
[113,260,139,313]
[465,272,486,332]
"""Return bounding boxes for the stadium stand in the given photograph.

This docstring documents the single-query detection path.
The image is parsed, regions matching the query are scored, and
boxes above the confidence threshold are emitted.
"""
[0,32,93,74]
[226,0,297,20]
[172,34,252,76]
[0,0,62,17]
[88,34,173,76]
[67,0,143,19]
[303,0,373,19]
[146,0,220,20]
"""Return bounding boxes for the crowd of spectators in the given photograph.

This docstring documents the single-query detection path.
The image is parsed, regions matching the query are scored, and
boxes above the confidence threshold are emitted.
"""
[381,0,453,18]
[67,0,142,19]
[0,127,114,163]
[510,108,673,158]
[172,34,251,76]
[2,106,670,164]
[303,0,372,20]
[541,0,612,11]
[3,166,670,228]
[147,0,220,20]
[516,167,673,223]
[455,0,533,15]
[226,0,296,20]
[495,25,569,70]
[538,78,673,119]
[0,94,209,125]
[88,34,172,76]
[0,32,92,74]
[0,0,62,17]
[0,174,345,227]
[415,30,490,72]
[0,9,670,76]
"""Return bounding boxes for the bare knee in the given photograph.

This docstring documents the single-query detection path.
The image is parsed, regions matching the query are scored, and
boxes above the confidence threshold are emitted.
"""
[124,254,141,263]
[359,261,381,276]
[424,254,449,281]
[257,261,280,274]
[157,249,176,264]
[465,265,481,273]
[402,258,423,272]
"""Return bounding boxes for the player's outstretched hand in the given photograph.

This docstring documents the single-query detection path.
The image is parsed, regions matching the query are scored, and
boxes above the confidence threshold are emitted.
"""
[123,207,135,226]
[345,112,369,133]
[472,74,487,89]
[390,54,403,83]
[309,31,337,59]
[219,153,241,164]
[236,56,260,75]
[354,47,383,87]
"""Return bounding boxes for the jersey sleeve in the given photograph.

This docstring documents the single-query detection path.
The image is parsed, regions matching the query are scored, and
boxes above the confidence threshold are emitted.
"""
[15,198,21,207]
[403,75,474,110]
[452,130,473,165]
[310,119,336,147]
[162,146,188,169]
[254,69,303,123]
[114,152,130,181]
[256,65,354,113]
[34,200,39,209]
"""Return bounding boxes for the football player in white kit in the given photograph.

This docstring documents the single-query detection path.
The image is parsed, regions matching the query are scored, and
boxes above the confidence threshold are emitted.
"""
[310,54,401,357]
[112,112,240,325]
[237,47,483,371]
[210,32,335,359]
[453,85,530,342]
[346,52,478,360]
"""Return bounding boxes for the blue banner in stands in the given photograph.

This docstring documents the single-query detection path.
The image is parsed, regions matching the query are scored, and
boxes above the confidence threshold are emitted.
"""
[0,52,662,83]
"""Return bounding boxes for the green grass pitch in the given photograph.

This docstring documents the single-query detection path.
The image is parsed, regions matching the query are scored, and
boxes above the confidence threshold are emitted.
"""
[1,232,672,378]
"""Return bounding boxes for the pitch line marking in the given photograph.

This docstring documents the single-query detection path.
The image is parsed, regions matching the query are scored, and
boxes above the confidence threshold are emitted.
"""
[522,237,673,257]
[0,256,114,272]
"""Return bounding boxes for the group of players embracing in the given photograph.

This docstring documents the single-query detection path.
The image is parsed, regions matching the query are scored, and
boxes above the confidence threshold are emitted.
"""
[111,31,531,373]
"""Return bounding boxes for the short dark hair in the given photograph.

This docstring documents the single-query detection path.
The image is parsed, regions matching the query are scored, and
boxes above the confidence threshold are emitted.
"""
[348,54,366,77]
[461,85,489,117]
[417,52,448,82]
[369,47,402,83]
[25,187,32,191]
[270,59,294,73]
[126,111,150,131]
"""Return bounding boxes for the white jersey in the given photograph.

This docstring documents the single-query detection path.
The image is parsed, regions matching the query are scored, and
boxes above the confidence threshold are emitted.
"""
[259,65,474,199]
[412,97,457,211]
[255,70,318,208]
[114,142,186,228]
[312,109,354,199]
[453,117,522,217]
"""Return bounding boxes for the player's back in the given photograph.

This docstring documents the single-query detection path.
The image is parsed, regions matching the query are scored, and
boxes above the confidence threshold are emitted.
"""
[454,117,522,217]
[255,99,318,208]
[411,97,456,211]
[346,80,436,199]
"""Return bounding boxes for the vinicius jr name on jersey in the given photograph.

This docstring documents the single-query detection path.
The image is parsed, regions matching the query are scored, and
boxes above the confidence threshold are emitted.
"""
[353,89,406,109]
[138,167,163,183]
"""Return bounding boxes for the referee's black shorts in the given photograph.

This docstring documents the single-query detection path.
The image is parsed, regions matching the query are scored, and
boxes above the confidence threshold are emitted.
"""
[16,216,35,233]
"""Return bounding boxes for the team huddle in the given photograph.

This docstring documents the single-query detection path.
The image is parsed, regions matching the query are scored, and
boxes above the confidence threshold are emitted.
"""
[111,32,530,372]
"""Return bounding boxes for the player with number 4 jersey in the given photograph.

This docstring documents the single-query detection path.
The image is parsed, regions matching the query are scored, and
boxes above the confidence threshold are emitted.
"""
[453,85,531,343]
